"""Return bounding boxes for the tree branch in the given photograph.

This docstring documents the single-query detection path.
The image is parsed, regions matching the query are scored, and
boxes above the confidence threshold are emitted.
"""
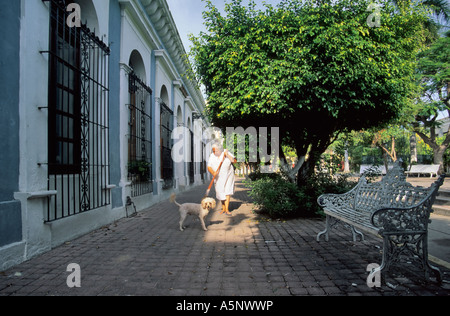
[415,129,439,151]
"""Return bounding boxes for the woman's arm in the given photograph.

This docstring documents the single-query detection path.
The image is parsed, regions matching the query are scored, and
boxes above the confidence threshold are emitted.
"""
[224,150,237,164]
[207,166,217,177]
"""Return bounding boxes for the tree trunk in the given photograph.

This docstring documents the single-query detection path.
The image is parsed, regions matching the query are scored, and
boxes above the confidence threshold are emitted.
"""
[434,145,446,175]
[410,133,418,164]
[415,129,450,175]
[344,149,350,173]
[297,150,321,187]
[278,142,304,183]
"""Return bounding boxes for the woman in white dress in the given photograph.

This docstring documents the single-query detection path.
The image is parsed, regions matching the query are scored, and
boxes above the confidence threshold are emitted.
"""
[207,143,236,215]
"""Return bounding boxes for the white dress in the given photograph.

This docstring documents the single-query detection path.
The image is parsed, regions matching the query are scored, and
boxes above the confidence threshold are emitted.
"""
[208,152,235,201]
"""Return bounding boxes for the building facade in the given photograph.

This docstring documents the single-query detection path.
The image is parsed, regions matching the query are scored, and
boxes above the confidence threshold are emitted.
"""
[0,0,211,271]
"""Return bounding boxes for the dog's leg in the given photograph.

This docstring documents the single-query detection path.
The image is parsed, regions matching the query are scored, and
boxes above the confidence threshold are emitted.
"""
[179,212,187,231]
[199,215,208,231]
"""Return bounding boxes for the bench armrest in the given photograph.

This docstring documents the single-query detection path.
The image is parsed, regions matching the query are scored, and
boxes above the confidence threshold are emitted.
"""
[317,192,354,208]
[371,175,445,233]
[317,180,362,208]
[371,204,431,234]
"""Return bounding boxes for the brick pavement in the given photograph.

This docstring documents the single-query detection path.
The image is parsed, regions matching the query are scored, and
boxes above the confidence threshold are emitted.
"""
[0,179,449,296]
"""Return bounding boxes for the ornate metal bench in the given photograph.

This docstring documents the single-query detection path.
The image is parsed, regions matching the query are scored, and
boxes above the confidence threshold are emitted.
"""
[405,164,440,178]
[317,162,445,283]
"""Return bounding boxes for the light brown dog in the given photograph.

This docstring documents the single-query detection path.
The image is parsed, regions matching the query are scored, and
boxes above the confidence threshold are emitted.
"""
[170,194,216,231]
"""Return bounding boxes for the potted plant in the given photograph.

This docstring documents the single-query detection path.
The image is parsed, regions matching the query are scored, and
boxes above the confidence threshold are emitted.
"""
[128,160,151,182]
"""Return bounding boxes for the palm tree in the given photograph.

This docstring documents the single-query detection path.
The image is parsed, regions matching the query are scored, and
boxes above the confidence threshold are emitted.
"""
[423,0,450,39]
[392,0,449,40]
[384,1,449,57]
[423,0,450,22]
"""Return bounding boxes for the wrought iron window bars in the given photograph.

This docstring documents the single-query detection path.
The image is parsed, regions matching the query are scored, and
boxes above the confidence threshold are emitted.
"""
[44,0,111,222]
[127,72,153,197]
[160,100,174,190]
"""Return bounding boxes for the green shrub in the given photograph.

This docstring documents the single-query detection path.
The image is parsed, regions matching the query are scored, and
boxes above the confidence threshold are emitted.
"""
[247,170,281,182]
[246,174,301,218]
[298,172,357,217]
[246,171,357,219]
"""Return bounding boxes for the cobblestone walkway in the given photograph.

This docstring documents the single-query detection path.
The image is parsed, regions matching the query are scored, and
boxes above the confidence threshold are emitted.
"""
[0,179,449,296]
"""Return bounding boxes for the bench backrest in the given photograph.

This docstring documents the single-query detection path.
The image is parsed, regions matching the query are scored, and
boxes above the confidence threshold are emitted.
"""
[407,164,440,174]
[354,162,437,213]
[354,182,384,212]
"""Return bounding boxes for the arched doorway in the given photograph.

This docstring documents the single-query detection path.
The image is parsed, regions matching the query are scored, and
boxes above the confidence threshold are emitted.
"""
[160,85,174,189]
[127,50,153,197]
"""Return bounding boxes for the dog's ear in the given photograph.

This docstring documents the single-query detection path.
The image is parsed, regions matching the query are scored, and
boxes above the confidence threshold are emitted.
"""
[211,199,217,209]
[201,199,207,209]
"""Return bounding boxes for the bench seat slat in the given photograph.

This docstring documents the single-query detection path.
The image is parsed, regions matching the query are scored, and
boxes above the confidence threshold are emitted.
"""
[323,207,379,235]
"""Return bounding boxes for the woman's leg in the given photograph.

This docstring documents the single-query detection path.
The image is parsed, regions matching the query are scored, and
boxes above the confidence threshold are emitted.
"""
[224,195,231,215]
[220,200,226,214]
[219,196,232,214]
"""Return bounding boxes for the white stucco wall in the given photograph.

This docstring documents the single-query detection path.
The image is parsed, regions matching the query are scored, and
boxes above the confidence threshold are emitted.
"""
[2,0,209,272]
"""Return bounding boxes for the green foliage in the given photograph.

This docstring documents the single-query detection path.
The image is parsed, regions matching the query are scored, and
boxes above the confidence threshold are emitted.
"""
[405,32,450,168]
[127,160,151,181]
[300,172,358,217]
[360,165,385,183]
[191,0,428,179]
[247,173,301,218]
[245,171,357,219]
[417,32,450,107]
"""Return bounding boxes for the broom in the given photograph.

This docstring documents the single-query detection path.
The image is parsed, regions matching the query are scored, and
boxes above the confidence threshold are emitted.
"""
[205,153,227,198]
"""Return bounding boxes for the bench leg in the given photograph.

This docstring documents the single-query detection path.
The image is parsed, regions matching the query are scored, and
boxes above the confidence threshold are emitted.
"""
[351,226,365,242]
[422,235,443,284]
[426,260,443,284]
[380,233,442,284]
[317,216,366,242]
[317,215,330,242]
[379,236,391,274]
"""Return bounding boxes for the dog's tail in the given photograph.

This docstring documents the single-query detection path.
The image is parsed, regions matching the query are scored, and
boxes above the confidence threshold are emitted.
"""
[170,193,182,207]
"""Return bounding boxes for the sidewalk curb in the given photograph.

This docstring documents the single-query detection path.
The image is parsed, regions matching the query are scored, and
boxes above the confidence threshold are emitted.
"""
[430,255,450,270]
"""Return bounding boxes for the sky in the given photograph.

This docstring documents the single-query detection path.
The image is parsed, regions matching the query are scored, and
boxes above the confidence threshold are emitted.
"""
[166,0,450,53]
[165,0,283,53]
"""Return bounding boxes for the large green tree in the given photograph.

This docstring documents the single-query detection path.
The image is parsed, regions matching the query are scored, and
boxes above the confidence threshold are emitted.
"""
[191,0,427,184]
[409,32,450,171]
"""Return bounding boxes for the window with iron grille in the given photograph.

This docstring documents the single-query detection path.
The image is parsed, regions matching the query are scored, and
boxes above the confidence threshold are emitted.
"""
[160,101,174,189]
[45,0,110,222]
[47,0,81,175]
[127,72,153,197]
